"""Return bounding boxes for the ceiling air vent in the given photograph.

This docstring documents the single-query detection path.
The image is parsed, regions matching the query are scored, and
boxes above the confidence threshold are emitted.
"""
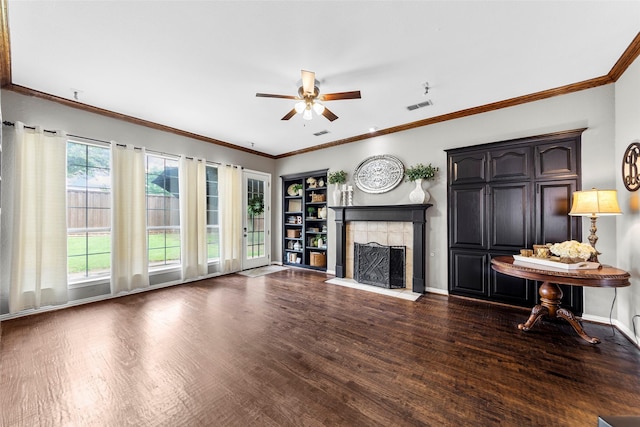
[313,130,330,136]
[406,100,433,111]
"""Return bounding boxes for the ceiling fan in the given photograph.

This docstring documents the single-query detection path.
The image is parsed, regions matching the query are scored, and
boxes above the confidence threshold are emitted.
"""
[256,70,361,122]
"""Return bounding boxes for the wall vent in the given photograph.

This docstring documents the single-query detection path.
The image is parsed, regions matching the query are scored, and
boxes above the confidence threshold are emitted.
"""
[406,100,433,111]
[313,130,329,136]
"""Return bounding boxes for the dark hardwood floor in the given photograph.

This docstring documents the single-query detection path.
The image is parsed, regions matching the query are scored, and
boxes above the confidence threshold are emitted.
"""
[1,268,639,426]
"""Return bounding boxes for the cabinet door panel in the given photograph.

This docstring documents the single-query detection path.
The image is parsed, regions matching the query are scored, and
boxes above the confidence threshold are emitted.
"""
[536,180,580,244]
[489,146,531,181]
[450,250,488,296]
[449,152,487,184]
[449,185,486,248]
[490,183,531,250]
[535,139,579,179]
[489,253,534,305]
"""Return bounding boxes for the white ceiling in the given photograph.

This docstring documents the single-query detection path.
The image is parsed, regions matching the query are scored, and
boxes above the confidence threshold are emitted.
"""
[6,1,640,157]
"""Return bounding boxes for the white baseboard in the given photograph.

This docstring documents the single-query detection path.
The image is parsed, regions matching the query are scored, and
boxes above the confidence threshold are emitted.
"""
[582,313,639,348]
[425,286,449,296]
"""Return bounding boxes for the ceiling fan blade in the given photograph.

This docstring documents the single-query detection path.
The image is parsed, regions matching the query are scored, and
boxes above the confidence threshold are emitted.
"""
[320,91,362,101]
[301,70,316,96]
[281,108,297,121]
[321,107,338,122]
[256,93,298,100]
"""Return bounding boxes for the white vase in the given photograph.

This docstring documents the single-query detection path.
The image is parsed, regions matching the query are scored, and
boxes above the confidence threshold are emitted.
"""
[409,178,430,204]
[333,185,342,206]
[318,206,326,219]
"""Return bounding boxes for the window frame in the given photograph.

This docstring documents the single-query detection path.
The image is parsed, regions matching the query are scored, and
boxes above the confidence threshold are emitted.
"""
[206,163,220,264]
[66,138,112,286]
[145,153,182,271]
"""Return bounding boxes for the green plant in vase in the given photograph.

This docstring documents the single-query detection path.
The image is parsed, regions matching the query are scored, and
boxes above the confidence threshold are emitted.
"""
[292,183,303,196]
[328,170,347,206]
[307,207,316,218]
[328,170,347,185]
[405,163,439,182]
[405,163,439,204]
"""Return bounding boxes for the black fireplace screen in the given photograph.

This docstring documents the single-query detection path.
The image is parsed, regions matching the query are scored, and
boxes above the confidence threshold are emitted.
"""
[354,242,406,289]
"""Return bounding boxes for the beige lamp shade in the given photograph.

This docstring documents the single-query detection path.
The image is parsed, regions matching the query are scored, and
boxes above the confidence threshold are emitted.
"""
[569,189,622,216]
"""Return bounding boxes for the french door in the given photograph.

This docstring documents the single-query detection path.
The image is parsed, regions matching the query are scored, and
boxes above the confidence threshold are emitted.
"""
[242,170,271,270]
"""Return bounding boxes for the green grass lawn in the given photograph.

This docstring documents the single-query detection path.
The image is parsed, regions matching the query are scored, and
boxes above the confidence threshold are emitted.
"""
[68,233,220,274]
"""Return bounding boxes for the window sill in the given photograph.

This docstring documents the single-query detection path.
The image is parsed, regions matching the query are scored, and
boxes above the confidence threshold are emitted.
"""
[68,276,110,289]
[68,260,221,288]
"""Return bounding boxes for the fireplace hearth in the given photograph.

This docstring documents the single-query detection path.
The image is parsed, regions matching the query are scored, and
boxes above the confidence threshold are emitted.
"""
[355,242,405,289]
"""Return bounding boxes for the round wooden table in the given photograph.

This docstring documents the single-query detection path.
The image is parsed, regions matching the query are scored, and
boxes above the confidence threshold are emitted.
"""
[491,256,630,344]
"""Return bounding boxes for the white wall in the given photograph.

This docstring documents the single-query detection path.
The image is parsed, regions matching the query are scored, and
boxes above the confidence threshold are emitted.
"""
[615,55,640,343]
[275,84,620,318]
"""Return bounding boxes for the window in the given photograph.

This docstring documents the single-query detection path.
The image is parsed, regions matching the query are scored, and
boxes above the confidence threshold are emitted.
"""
[206,165,220,260]
[67,140,111,282]
[146,155,180,268]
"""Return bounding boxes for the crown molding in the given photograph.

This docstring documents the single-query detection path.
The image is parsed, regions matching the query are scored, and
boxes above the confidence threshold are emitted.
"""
[4,84,276,159]
[0,0,11,88]
[275,74,613,159]
[608,31,640,82]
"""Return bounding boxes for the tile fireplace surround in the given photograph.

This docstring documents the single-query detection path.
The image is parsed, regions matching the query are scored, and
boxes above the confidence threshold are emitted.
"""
[348,223,413,288]
[330,204,432,294]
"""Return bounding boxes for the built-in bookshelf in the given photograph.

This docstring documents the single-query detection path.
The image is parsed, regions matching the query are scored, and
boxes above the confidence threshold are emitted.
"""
[282,169,328,271]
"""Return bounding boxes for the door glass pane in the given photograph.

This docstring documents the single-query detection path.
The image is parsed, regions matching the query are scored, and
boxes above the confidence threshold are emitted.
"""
[246,178,265,259]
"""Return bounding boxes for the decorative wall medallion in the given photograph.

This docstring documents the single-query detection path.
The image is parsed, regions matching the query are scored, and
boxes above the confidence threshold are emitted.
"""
[622,141,640,192]
[354,155,405,194]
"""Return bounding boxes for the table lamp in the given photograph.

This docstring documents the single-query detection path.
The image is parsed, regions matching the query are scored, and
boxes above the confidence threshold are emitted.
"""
[569,188,622,262]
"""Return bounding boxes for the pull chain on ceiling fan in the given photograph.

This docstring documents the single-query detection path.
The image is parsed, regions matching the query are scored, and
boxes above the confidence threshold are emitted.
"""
[256,70,361,122]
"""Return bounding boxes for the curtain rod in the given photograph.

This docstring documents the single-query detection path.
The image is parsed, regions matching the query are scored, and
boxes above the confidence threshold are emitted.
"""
[2,120,232,166]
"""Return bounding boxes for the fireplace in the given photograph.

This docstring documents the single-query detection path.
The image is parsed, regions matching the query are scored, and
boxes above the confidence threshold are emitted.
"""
[354,242,406,289]
[330,204,432,293]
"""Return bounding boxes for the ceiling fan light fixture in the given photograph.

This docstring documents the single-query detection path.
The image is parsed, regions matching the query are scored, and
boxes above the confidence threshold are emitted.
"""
[294,101,306,114]
[312,101,325,115]
[257,70,360,122]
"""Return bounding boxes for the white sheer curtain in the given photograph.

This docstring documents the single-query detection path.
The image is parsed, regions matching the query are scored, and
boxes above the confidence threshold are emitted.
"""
[218,164,243,274]
[7,122,68,313]
[179,156,207,280]
[111,144,149,294]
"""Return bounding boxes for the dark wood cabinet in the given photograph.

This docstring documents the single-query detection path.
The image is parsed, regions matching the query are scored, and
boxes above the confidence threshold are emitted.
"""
[447,129,585,314]
[282,169,328,271]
